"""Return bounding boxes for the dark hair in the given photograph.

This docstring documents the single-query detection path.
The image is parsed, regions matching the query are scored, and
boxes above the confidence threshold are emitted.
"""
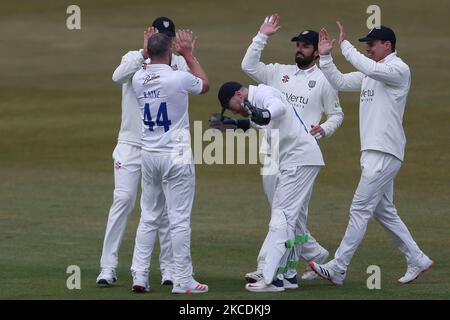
[147,33,172,60]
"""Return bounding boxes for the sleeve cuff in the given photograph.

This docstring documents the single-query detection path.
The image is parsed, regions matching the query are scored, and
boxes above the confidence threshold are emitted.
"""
[253,32,269,43]
[319,124,331,138]
[340,40,352,52]
[319,54,333,66]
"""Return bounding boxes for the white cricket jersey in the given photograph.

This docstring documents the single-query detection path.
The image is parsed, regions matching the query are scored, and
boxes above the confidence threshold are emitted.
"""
[132,64,203,153]
[112,50,189,147]
[248,84,324,170]
[319,40,411,161]
[242,32,344,137]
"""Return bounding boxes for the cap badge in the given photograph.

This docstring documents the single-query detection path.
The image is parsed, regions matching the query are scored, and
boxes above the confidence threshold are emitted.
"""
[302,30,309,35]
[163,21,170,28]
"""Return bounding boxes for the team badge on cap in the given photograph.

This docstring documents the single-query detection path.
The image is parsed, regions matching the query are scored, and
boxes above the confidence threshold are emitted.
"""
[152,17,176,37]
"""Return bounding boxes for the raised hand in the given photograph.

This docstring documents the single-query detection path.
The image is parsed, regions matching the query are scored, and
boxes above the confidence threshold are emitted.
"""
[143,26,158,59]
[192,36,197,55]
[336,21,346,44]
[318,27,335,55]
[174,29,195,58]
[259,14,281,36]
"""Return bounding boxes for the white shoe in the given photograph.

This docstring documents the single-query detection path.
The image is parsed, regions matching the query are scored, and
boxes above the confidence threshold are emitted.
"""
[96,268,117,286]
[301,249,329,280]
[132,272,150,293]
[245,271,263,283]
[301,270,318,280]
[172,280,208,294]
[398,258,434,284]
[309,261,346,286]
[245,278,285,292]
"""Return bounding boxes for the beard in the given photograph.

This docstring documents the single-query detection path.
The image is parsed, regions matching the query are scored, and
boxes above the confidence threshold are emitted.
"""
[295,53,315,68]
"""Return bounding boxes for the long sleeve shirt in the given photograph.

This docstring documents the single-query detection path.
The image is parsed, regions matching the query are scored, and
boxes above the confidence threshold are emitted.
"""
[242,32,344,139]
[248,84,324,170]
[320,40,411,161]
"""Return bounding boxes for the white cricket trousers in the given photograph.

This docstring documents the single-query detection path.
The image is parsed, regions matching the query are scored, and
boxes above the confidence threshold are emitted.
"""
[256,158,325,274]
[131,150,195,287]
[333,150,425,272]
[261,165,321,284]
[99,143,173,277]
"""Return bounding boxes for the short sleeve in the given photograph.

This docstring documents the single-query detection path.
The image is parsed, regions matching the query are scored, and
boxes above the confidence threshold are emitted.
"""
[179,71,203,95]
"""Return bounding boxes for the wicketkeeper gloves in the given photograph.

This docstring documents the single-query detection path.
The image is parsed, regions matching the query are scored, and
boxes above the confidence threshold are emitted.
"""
[208,113,250,131]
[242,99,271,126]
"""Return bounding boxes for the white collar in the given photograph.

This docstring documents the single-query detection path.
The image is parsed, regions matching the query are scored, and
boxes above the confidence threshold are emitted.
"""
[248,85,257,104]
[147,63,173,71]
[294,63,317,76]
[379,51,397,64]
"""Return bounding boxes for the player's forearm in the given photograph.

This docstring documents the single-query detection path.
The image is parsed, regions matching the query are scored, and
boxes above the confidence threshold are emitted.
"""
[241,32,269,83]
[320,54,362,92]
[320,112,344,138]
[340,40,404,86]
[183,53,209,93]
[112,50,145,84]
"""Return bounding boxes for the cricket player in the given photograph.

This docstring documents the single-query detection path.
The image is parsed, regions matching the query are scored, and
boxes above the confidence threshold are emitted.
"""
[309,22,434,285]
[97,17,188,286]
[130,31,209,293]
[241,14,344,282]
[217,81,324,292]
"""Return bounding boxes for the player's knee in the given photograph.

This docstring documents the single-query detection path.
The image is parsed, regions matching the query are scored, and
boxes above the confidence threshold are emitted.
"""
[348,207,373,230]
[269,220,287,231]
[113,189,136,207]
[138,215,160,229]
[350,195,376,218]
[170,221,190,234]
[167,209,190,225]
[268,209,291,231]
[349,204,375,219]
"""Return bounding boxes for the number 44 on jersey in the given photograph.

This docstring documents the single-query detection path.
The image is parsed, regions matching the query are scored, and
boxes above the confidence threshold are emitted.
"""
[143,102,172,132]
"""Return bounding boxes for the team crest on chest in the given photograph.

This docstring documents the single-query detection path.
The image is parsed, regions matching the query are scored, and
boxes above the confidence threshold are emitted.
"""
[171,64,178,71]
[282,75,290,83]
[308,80,316,88]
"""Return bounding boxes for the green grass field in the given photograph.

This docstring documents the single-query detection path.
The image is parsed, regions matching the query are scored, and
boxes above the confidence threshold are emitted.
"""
[0,0,449,299]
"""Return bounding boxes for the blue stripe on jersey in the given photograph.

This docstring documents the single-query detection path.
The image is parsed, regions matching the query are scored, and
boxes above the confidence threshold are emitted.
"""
[291,106,309,133]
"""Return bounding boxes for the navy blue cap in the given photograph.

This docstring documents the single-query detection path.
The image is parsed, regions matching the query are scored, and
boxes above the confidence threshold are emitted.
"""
[358,26,396,46]
[218,82,242,109]
[152,17,176,37]
[291,30,319,48]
